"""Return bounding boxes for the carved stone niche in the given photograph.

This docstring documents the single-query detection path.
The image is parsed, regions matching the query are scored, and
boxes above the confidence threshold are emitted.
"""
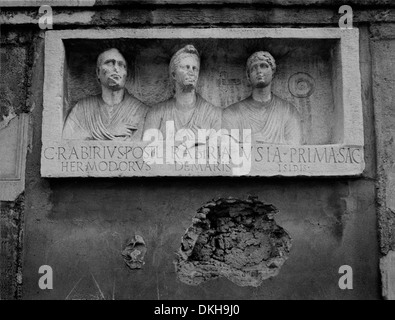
[41,28,364,177]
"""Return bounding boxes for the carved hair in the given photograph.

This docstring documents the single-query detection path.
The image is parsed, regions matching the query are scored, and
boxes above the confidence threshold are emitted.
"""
[169,45,200,81]
[246,51,277,78]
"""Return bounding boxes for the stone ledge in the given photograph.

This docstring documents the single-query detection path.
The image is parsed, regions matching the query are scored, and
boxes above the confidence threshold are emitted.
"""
[370,24,395,39]
[0,0,394,7]
[1,8,395,26]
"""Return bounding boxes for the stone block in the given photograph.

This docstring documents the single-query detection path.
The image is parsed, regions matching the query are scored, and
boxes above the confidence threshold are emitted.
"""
[381,251,395,300]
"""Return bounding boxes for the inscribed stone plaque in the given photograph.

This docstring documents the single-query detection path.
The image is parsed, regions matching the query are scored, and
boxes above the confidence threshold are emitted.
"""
[0,114,29,200]
[41,28,364,177]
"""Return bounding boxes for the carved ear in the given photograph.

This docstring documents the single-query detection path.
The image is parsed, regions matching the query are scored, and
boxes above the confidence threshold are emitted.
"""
[96,67,102,84]
[171,71,176,79]
[246,69,251,83]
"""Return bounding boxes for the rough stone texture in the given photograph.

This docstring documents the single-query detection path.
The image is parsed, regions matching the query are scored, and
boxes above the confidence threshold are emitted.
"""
[175,197,291,287]
[121,235,147,270]
[0,35,31,299]
[0,46,28,122]
[2,8,395,26]
[371,24,395,300]
[0,0,393,7]
[0,4,384,300]
[0,195,24,300]
[372,34,395,254]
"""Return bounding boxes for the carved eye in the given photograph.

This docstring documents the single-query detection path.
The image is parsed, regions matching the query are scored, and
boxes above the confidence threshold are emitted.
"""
[105,60,116,67]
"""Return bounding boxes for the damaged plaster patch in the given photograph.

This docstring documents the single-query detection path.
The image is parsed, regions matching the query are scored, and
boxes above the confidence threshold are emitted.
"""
[121,235,147,269]
[175,196,292,287]
[0,86,16,128]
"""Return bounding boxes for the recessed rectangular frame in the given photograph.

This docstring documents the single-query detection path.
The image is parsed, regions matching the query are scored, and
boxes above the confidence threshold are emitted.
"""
[41,28,364,177]
[0,114,29,200]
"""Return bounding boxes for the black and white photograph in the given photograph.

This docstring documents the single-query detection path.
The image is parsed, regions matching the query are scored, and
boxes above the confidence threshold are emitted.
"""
[0,0,392,306]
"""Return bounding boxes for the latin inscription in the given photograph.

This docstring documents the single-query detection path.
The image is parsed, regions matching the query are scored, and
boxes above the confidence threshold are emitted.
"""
[42,143,364,176]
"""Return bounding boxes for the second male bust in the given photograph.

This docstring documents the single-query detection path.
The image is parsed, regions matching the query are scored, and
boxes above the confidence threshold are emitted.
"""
[143,45,221,141]
[63,48,149,141]
[222,51,302,145]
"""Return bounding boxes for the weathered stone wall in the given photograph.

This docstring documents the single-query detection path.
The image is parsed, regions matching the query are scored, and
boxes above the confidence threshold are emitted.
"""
[0,29,35,300]
[1,1,394,299]
[371,23,395,300]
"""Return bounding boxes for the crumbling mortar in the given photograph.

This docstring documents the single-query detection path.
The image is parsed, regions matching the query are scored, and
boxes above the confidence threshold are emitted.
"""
[14,195,24,300]
[0,194,25,300]
[175,196,291,287]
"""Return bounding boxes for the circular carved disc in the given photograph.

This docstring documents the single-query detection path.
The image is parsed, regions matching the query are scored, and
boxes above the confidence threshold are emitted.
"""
[288,72,315,98]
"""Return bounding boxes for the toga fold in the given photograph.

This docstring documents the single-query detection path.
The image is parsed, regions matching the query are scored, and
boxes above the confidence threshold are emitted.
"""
[143,94,222,139]
[63,91,149,141]
[222,94,302,145]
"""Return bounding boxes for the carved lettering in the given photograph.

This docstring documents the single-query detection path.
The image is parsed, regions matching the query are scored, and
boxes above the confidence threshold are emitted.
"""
[45,143,363,176]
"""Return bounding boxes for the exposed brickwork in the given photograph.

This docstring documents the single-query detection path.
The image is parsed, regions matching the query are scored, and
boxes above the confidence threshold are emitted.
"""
[175,196,291,286]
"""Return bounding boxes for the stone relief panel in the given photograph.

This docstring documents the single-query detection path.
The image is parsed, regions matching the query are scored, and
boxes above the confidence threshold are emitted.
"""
[63,48,149,141]
[41,28,364,177]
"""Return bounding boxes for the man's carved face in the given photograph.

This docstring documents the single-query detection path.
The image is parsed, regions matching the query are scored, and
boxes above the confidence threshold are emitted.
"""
[172,55,200,91]
[248,60,273,88]
[97,49,127,91]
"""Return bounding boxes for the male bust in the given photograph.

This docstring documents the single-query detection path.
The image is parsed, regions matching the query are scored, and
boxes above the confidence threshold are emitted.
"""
[143,45,221,141]
[222,51,302,145]
[63,48,149,141]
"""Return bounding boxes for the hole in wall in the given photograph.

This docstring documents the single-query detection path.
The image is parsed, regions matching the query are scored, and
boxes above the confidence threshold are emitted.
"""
[174,196,292,287]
